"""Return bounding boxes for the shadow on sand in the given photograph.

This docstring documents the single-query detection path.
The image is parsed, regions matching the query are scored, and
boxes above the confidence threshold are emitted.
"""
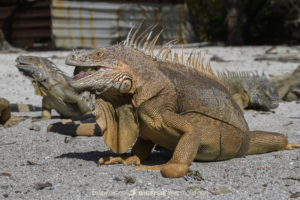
[56,148,172,166]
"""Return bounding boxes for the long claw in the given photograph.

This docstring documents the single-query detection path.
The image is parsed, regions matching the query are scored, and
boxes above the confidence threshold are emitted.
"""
[283,143,300,150]
[134,164,165,171]
[135,163,189,178]
[98,155,141,166]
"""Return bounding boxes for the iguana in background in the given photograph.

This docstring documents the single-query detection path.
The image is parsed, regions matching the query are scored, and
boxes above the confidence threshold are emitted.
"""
[16,56,93,120]
[0,97,28,127]
[270,66,300,102]
[217,71,279,111]
[57,26,300,178]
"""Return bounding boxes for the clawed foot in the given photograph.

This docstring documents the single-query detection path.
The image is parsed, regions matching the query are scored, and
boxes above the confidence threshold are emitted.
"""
[32,116,51,122]
[3,116,26,127]
[98,155,141,166]
[283,143,300,150]
[134,163,189,178]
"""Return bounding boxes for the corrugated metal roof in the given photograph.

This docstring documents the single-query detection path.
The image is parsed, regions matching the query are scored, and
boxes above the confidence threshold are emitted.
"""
[52,0,187,48]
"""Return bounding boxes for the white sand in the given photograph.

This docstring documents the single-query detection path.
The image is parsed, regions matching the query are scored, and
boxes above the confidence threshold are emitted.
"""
[0,46,299,200]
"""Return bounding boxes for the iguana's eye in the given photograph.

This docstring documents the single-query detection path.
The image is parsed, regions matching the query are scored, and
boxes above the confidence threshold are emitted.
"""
[119,79,132,94]
[256,87,261,92]
[96,51,103,57]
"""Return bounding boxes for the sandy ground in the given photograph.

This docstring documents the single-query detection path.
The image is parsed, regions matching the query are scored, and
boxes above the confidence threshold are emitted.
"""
[0,46,299,200]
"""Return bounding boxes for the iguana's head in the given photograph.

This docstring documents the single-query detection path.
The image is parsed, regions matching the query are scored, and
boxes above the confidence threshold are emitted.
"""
[67,48,121,81]
[242,75,279,111]
[70,51,136,101]
[218,71,279,111]
[16,56,69,94]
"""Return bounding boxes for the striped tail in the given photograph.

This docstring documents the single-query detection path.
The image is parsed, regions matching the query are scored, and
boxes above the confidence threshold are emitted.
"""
[10,104,42,112]
[47,115,101,137]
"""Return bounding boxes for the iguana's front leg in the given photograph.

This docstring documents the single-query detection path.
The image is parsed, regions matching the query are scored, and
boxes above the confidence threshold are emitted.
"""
[99,137,155,165]
[135,106,201,178]
[63,89,92,115]
[32,98,51,121]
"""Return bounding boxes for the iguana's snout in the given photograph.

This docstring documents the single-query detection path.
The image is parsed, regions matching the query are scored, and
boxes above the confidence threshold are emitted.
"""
[16,56,43,81]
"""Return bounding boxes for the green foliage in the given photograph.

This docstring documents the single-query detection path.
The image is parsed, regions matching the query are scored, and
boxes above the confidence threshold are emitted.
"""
[187,0,227,42]
[187,0,299,44]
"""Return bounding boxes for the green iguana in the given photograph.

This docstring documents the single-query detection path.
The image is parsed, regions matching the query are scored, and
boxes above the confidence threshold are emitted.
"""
[270,66,300,102]
[16,56,93,120]
[56,26,299,178]
[217,71,279,111]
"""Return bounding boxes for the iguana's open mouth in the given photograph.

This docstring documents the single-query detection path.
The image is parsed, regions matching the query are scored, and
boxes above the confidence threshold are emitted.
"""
[72,65,109,80]
[72,71,90,81]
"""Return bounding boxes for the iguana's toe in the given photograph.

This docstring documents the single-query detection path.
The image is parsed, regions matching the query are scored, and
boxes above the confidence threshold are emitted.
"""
[134,163,189,178]
[3,116,26,127]
[98,155,140,166]
[99,156,124,165]
[160,163,189,178]
[134,164,165,171]
[283,143,300,150]
[32,116,51,122]
[123,155,141,165]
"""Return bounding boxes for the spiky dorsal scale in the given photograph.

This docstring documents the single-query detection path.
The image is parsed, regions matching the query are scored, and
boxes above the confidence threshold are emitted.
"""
[122,25,227,89]
[217,70,263,94]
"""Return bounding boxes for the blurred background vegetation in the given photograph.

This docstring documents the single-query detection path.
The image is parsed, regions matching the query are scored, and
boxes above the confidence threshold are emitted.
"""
[187,0,300,45]
[1,0,299,49]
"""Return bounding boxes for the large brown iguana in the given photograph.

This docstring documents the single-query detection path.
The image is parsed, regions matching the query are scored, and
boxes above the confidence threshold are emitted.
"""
[217,71,279,111]
[16,56,93,120]
[270,66,300,102]
[58,26,299,178]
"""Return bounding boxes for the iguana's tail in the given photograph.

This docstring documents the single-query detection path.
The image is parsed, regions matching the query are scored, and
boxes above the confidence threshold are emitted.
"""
[10,104,42,112]
[246,131,300,155]
[47,115,102,137]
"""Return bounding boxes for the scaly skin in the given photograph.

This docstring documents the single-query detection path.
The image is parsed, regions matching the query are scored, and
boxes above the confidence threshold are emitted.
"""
[16,56,93,120]
[0,97,11,126]
[63,27,299,178]
[217,71,279,111]
[0,98,26,127]
[270,66,300,102]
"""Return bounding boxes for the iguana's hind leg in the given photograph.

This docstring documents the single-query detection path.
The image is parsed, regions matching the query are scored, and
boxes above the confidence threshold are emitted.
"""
[246,131,300,155]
